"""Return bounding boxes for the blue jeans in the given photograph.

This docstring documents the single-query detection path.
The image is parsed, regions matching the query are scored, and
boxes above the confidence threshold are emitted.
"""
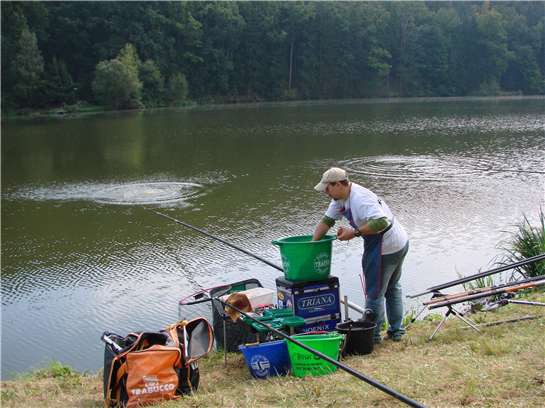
[363,242,409,340]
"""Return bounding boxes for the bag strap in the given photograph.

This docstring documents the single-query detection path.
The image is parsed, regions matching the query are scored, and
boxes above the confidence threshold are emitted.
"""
[166,320,186,367]
[166,320,185,348]
[103,332,144,407]
[104,355,126,408]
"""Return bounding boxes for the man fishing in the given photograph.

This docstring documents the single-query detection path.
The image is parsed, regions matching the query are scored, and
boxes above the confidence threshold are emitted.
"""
[312,167,409,343]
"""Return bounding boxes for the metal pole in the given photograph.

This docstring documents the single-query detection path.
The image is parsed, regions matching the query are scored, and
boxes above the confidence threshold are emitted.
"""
[340,298,367,316]
[343,295,350,321]
[507,300,545,307]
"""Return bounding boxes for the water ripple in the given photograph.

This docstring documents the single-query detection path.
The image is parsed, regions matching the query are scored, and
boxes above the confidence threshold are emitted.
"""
[341,151,545,185]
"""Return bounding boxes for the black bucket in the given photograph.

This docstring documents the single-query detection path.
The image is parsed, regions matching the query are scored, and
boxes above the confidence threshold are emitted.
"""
[336,320,376,356]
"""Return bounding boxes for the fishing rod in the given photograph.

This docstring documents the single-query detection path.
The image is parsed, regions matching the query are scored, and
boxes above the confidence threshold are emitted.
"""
[427,278,545,310]
[211,294,425,408]
[408,253,545,298]
[422,274,545,306]
[151,209,426,407]
[148,209,283,271]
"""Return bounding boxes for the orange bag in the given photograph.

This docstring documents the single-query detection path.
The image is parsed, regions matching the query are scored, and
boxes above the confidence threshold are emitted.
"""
[102,318,214,407]
[124,345,181,407]
[103,332,181,407]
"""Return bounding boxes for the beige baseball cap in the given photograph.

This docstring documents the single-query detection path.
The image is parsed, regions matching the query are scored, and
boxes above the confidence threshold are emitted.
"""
[314,167,349,192]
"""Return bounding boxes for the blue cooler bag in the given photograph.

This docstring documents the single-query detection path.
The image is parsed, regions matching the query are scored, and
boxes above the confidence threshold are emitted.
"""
[239,340,290,379]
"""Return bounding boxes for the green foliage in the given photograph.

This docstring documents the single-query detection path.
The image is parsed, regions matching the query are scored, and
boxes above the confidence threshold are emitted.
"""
[92,59,138,109]
[33,361,75,379]
[462,275,495,292]
[402,308,418,327]
[13,28,44,107]
[92,43,143,109]
[2,2,544,111]
[44,57,76,105]
[165,72,188,106]
[118,43,140,76]
[500,209,545,279]
[140,59,164,107]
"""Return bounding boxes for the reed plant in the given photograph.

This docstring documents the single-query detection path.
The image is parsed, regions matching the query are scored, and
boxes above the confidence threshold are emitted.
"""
[499,208,545,280]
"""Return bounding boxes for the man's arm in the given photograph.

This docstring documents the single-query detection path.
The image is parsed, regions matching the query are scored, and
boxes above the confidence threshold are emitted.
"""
[337,217,390,241]
[312,216,335,241]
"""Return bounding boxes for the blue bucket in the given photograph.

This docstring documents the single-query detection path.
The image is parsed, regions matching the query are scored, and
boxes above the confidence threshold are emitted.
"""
[239,340,290,379]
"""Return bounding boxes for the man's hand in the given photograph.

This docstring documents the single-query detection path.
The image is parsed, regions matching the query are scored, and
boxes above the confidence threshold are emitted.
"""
[336,226,355,241]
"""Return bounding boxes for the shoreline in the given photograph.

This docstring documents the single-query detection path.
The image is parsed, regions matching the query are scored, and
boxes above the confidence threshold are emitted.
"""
[2,94,544,123]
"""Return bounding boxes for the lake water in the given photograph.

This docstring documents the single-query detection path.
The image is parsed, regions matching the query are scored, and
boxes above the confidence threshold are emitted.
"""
[1,97,544,378]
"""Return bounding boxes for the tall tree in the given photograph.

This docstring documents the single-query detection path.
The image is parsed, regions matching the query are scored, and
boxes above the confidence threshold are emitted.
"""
[44,56,76,105]
[13,28,44,107]
[1,3,28,108]
[165,72,188,106]
[140,59,164,107]
[473,5,511,94]
[189,2,245,99]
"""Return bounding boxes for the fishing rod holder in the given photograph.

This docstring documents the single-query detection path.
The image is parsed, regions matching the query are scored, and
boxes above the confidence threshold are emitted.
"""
[428,304,480,341]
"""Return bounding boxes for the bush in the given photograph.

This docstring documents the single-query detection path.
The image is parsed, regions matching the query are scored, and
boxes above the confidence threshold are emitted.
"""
[92,43,143,110]
[92,59,142,110]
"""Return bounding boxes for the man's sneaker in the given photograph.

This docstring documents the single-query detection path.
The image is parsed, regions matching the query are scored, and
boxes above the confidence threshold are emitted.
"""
[386,332,403,342]
[373,336,383,344]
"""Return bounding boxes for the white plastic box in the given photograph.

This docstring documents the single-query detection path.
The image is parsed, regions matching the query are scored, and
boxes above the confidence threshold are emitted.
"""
[221,287,275,310]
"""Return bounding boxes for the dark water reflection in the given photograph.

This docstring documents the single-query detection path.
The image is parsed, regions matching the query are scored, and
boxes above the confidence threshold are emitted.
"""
[2,97,544,378]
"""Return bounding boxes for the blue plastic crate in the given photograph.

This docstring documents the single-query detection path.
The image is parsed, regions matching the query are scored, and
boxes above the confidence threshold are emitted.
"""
[239,340,290,379]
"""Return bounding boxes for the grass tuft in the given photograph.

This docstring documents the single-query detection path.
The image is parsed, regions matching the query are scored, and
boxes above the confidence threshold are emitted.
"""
[499,208,545,279]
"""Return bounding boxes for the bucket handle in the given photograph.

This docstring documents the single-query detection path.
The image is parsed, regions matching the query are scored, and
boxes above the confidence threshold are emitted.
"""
[339,323,353,358]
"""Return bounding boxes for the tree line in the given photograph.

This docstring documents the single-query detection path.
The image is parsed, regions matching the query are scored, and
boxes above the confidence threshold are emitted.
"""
[2,1,544,112]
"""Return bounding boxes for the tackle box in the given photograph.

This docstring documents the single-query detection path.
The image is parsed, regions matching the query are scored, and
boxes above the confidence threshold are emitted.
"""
[275,276,341,333]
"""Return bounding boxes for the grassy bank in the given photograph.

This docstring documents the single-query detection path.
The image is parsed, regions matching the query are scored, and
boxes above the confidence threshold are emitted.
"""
[1,100,197,121]
[2,292,544,408]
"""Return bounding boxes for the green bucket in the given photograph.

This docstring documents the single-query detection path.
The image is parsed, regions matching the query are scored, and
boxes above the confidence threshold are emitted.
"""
[286,332,343,377]
[271,235,336,282]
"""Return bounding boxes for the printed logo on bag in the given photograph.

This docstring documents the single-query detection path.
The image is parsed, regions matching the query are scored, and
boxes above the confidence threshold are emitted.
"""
[297,294,335,313]
[130,375,176,396]
[250,354,271,378]
[313,253,330,274]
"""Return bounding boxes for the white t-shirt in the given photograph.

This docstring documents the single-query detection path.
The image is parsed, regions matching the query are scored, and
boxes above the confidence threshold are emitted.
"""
[325,182,408,255]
